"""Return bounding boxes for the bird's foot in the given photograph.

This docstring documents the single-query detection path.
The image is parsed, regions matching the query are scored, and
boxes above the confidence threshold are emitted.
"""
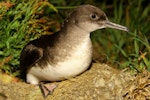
[39,83,57,98]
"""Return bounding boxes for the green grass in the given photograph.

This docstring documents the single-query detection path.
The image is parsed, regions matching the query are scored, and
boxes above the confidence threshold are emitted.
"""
[0,0,59,76]
[0,0,149,76]
[91,0,150,72]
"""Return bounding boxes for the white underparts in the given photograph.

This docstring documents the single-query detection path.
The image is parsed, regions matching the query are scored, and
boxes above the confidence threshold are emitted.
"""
[27,35,92,84]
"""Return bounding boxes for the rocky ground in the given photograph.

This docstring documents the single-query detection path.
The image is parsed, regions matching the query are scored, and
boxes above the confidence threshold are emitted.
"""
[0,62,150,100]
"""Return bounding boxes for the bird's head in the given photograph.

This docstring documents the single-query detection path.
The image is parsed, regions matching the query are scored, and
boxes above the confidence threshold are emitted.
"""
[65,5,128,33]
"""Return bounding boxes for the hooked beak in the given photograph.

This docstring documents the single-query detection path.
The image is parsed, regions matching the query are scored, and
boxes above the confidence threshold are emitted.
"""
[105,20,129,32]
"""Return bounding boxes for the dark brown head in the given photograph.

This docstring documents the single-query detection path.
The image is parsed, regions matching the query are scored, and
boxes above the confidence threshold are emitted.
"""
[64,4,128,32]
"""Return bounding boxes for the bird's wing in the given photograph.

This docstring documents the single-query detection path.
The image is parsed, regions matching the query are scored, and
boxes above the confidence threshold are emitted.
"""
[20,44,43,69]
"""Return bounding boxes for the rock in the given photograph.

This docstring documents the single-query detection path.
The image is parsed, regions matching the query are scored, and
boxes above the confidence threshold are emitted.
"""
[94,78,105,87]
[0,63,149,100]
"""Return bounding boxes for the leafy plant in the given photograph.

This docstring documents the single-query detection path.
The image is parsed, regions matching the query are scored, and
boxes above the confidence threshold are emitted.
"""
[0,0,149,77]
[91,0,150,72]
[0,0,59,76]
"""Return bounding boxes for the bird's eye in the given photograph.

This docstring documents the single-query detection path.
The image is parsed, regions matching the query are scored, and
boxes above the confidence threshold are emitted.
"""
[90,14,98,20]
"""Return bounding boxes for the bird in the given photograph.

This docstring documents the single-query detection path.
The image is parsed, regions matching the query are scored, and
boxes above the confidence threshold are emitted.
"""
[20,4,128,97]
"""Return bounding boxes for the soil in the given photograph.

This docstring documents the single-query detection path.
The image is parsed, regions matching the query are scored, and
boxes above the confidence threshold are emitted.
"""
[0,63,150,100]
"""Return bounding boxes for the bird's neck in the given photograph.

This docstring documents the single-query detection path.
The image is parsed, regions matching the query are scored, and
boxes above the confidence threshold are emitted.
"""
[53,25,91,55]
[60,23,90,43]
[47,23,92,64]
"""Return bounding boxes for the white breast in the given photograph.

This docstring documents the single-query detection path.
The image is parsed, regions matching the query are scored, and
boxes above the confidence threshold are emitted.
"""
[27,35,92,84]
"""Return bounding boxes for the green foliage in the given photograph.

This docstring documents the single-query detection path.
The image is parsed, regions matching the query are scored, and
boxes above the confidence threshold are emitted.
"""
[0,0,149,76]
[0,0,59,76]
[91,0,150,72]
